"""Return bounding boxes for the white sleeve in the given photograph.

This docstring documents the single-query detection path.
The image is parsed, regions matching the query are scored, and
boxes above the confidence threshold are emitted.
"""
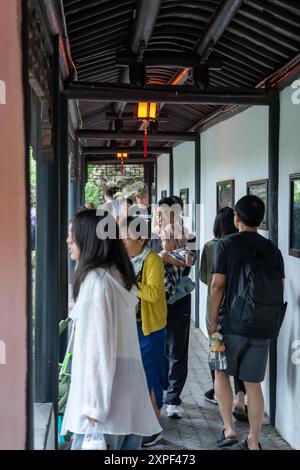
[81,281,117,422]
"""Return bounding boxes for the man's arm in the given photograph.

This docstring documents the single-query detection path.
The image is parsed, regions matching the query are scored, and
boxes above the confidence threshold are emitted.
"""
[209,273,226,337]
[159,251,186,267]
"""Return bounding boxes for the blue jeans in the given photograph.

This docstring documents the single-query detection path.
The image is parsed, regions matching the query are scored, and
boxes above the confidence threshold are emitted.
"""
[71,433,142,450]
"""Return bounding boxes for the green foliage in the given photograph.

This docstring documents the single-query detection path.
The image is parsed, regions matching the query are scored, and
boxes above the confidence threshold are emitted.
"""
[85,180,102,207]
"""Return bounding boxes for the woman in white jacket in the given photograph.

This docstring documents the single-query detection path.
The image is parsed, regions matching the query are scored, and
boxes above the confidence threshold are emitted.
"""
[61,209,161,450]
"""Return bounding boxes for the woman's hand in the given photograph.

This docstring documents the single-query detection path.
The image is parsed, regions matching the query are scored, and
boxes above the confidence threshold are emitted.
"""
[185,252,194,267]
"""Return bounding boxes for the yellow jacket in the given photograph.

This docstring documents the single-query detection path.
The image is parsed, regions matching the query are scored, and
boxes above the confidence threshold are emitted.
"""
[137,251,167,336]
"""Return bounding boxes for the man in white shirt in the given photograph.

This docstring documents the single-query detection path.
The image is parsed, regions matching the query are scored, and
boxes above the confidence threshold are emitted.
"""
[103,188,120,217]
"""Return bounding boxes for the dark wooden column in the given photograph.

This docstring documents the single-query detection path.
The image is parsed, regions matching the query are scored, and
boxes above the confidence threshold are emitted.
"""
[268,91,280,426]
[194,136,201,328]
[144,161,155,202]
[76,150,85,208]
[169,148,174,196]
[58,93,69,363]
[68,150,77,279]
[35,37,69,451]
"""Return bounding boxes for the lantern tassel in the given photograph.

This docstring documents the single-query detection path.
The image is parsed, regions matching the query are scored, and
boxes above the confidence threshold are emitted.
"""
[144,127,148,158]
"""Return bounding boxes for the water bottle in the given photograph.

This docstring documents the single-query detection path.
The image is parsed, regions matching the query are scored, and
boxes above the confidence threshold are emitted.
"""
[81,423,107,450]
[208,332,227,371]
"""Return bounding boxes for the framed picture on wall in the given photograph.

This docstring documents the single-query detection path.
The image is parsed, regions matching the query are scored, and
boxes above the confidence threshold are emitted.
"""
[161,190,167,199]
[216,180,235,212]
[180,188,189,216]
[247,179,268,230]
[289,173,300,258]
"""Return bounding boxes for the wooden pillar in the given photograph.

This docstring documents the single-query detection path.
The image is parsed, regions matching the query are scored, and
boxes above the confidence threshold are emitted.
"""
[145,161,154,202]
[35,38,63,452]
[194,136,201,328]
[58,93,69,363]
[268,92,280,426]
[169,148,174,196]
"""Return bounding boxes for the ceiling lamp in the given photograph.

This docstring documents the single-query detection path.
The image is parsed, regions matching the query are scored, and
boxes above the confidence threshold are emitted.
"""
[116,152,128,176]
[136,102,158,158]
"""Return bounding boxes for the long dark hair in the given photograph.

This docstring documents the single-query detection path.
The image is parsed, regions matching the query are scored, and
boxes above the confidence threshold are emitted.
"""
[71,209,137,300]
[213,206,238,238]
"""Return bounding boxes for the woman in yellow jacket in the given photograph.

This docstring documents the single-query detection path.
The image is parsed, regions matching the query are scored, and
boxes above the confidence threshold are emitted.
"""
[120,216,167,447]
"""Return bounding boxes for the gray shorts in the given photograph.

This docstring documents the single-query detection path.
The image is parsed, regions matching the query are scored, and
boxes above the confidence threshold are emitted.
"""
[222,335,270,383]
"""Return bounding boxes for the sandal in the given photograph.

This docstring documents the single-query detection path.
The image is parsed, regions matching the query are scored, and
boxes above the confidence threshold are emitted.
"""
[233,405,249,422]
[240,438,262,450]
[216,429,238,448]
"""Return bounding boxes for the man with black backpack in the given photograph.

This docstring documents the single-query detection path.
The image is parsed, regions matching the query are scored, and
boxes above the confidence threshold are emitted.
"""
[210,195,286,450]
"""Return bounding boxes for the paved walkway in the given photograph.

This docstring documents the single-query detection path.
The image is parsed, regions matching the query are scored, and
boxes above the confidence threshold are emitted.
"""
[152,325,291,451]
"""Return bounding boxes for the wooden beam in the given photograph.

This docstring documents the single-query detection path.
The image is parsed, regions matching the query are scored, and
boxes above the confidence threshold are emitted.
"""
[77,130,196,142]
[194,0,243,59]
[83,146,171,155]
[106,112,168,121]
[116,51,223,68]
[86,158,157,165]
[65,82,272,106]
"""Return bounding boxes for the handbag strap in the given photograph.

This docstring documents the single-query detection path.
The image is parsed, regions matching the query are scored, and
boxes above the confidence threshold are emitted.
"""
[59,319,75,378]
[59,316,72,335]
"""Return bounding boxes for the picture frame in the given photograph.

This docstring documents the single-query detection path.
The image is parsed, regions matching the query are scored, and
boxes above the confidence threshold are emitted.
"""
[179,188,189,216]
[289,173,300,258]
[247,179,269,230]
[216,180,235,212]
[160,190,167,199]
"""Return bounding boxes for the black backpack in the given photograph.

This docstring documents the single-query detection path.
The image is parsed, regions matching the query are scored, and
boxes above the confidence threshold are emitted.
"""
[229,239,287,339]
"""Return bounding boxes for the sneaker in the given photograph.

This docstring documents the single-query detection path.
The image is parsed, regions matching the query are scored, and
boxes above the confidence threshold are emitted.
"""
[166,404,184,419]
[142,433,163,447]
[204,388,218,405]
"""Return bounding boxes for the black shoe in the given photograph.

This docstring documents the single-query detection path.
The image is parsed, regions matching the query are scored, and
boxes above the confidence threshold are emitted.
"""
[233,405,249,422]
[142,433,163,447]
[240,438,262,450]
[216,429,238,448]
[204,388,218,405]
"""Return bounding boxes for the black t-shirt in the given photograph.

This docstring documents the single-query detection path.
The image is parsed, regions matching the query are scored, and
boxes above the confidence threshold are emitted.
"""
[211,232,285,334]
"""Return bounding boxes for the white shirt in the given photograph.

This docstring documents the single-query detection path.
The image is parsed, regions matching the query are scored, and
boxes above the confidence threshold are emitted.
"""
[61,267,161,437]
[102,199,120,217]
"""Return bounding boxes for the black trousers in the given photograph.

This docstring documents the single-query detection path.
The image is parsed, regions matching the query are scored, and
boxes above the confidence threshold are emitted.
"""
[164,294,191,405]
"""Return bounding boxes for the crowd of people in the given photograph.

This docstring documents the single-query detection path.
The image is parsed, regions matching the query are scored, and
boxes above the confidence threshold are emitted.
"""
[61,187,285,451]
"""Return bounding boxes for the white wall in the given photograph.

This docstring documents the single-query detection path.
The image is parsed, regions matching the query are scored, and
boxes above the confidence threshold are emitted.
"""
[173,142,196,319]
[173,142,195,233]
[156,154,169,200]
[276,85,300,450]
[200,106,269,335]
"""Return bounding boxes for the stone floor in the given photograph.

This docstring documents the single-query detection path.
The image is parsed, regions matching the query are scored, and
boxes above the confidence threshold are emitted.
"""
[150,326,291,451]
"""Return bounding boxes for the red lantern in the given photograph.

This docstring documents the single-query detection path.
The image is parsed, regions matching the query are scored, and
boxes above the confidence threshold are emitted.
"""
[136,102,158,158]
[116,152,128,175]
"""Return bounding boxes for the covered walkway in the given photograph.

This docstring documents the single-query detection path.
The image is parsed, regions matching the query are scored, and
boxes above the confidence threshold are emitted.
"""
[155,327,291,451]
[1,0,300,451]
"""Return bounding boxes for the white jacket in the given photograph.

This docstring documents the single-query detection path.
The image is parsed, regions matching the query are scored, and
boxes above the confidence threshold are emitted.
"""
[61,267,162,437]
